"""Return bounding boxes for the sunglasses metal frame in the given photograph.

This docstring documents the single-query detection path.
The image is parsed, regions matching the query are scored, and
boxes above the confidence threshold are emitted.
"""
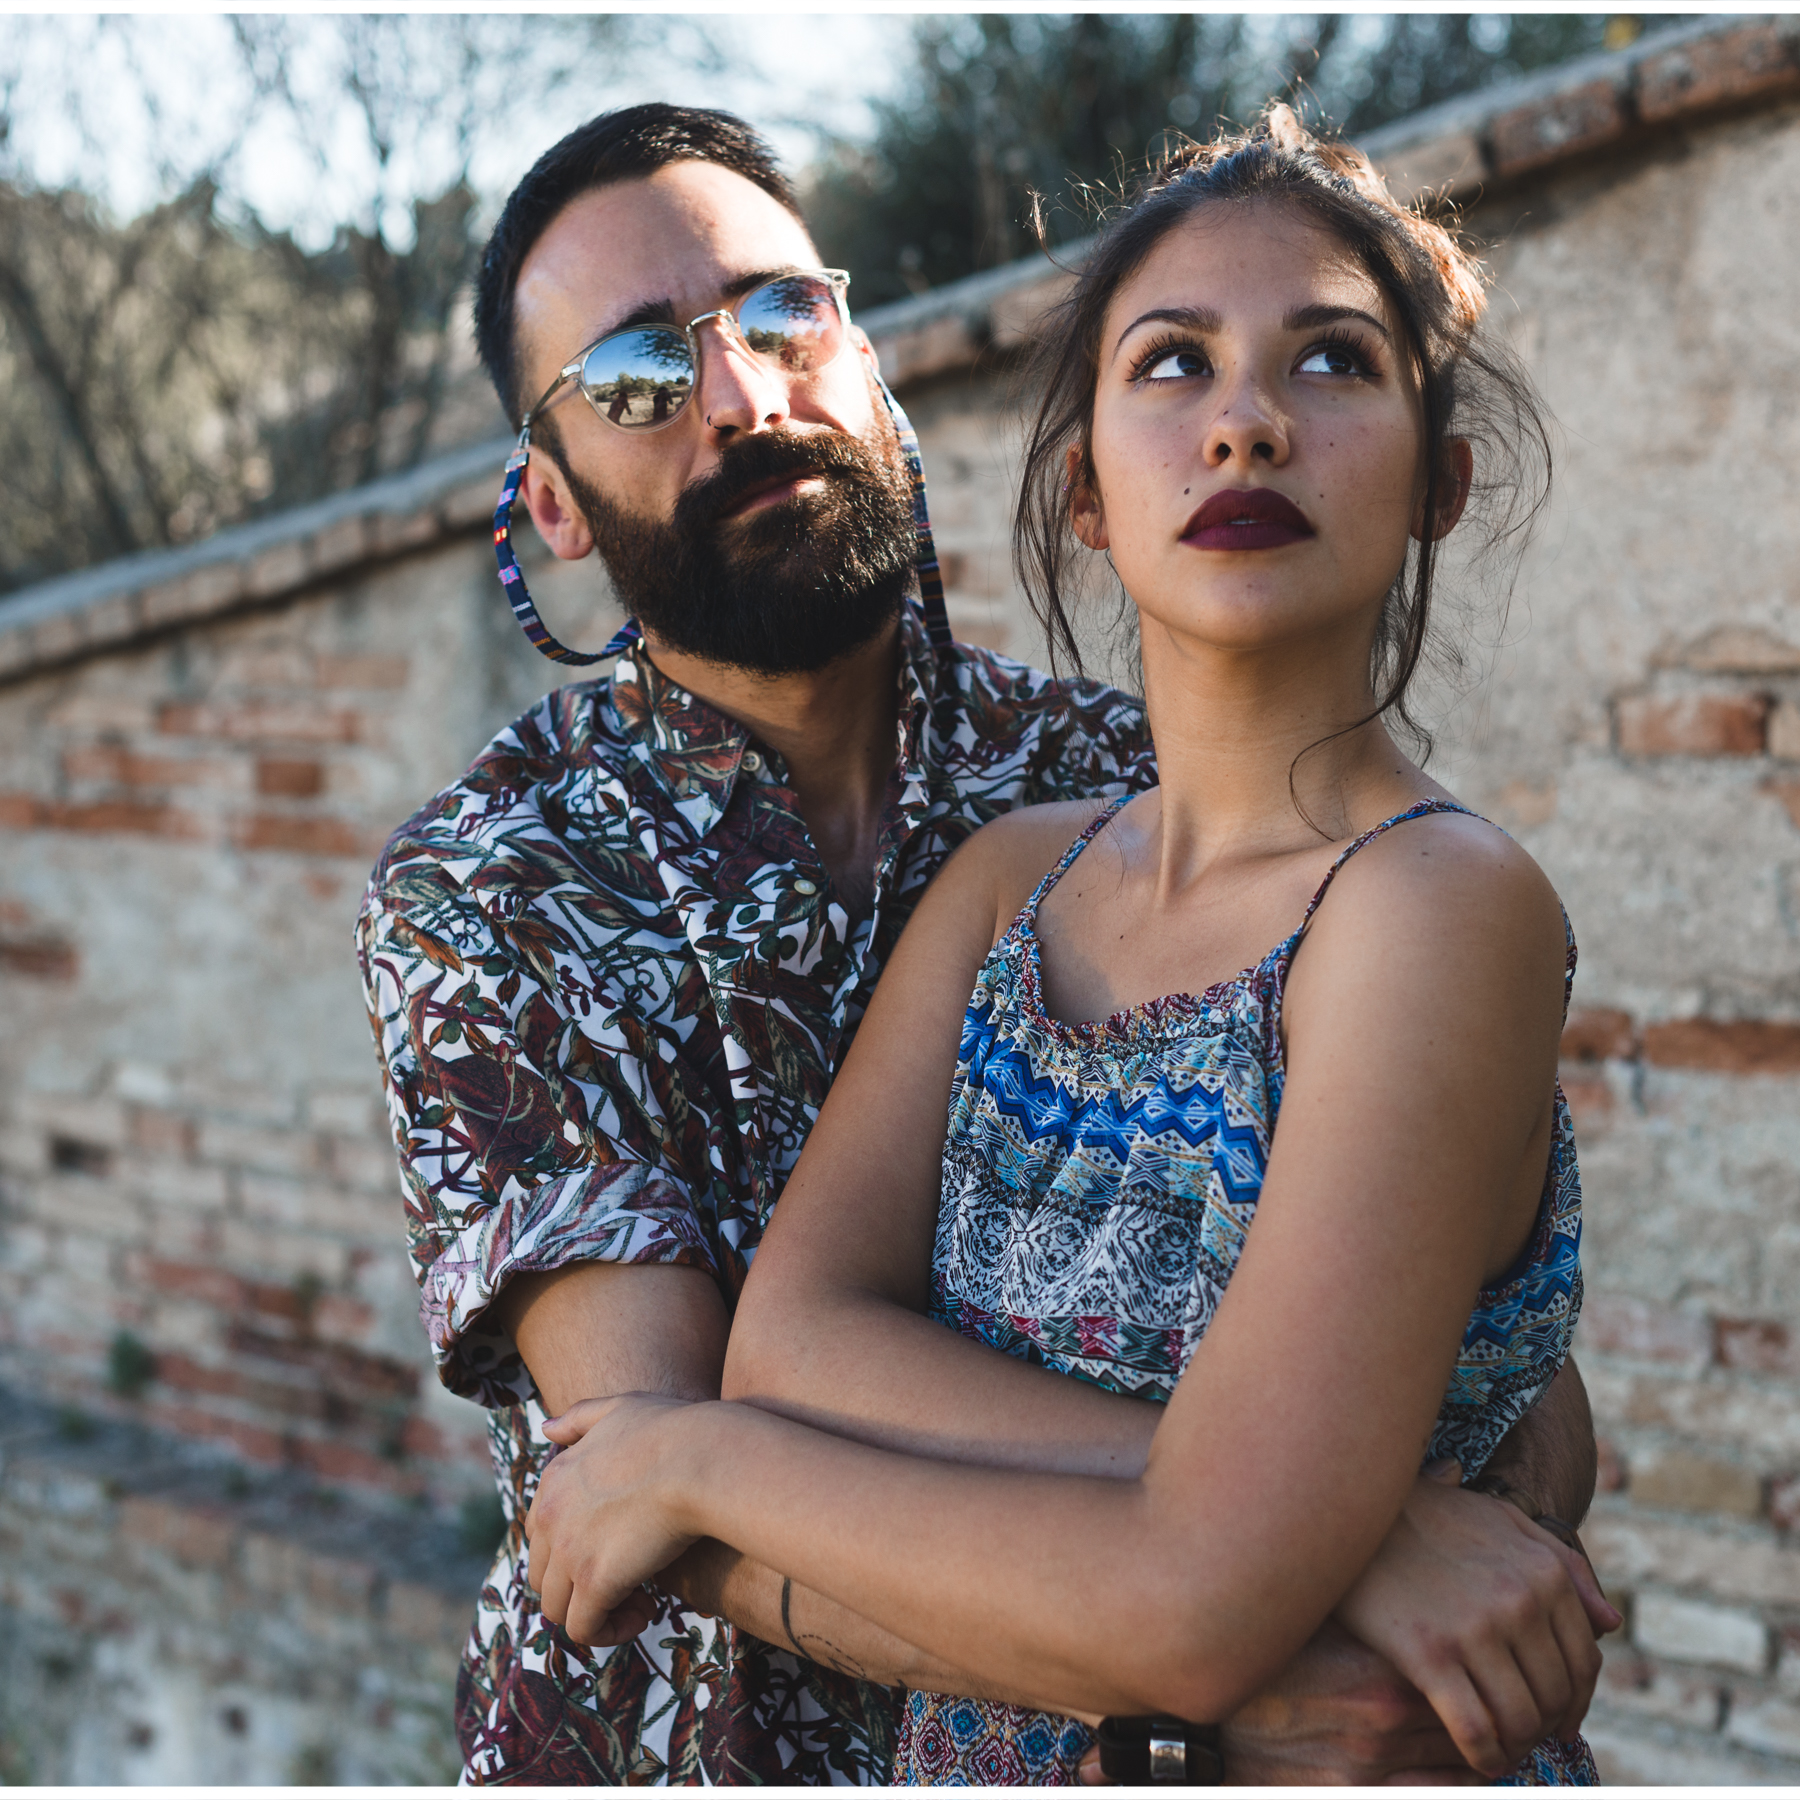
[519,267,853,445]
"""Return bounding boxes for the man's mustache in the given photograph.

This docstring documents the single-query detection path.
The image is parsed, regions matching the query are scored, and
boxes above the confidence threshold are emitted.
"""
[676,429,874,533]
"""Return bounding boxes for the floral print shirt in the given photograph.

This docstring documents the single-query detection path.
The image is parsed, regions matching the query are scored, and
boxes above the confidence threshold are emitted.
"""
[355,601,1153,1784]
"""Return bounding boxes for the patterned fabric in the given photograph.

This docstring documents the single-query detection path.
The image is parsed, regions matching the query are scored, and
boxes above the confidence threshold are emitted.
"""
[899,797,1590,1787]
[356,600,1153,1784]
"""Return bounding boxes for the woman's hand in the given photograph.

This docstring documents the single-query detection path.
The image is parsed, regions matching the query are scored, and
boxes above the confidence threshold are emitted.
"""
[1331,1462,1620,1777]
[526,1393,704,1645]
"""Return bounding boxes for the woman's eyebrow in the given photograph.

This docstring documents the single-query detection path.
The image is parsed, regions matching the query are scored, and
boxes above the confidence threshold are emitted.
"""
[1112,305,1223,358]
[1285,302,1390,339]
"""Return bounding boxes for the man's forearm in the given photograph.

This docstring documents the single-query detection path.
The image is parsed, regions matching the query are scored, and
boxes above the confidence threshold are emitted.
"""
[1478,1356,1597,1523]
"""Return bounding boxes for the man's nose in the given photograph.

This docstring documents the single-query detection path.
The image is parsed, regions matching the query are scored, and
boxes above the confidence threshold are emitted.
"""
[693,315,792,439]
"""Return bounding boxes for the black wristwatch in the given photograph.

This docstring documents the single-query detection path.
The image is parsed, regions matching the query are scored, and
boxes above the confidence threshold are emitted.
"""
[1096,1716,1224,1784]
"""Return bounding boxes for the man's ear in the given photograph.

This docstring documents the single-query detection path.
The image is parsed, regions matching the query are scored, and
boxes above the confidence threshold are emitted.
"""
[519,448,597,562]
[1412,437,1474,543]
[1066,445,1108,551]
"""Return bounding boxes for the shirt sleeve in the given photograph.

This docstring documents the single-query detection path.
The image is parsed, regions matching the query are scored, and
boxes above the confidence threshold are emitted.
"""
[356,868,723,1410]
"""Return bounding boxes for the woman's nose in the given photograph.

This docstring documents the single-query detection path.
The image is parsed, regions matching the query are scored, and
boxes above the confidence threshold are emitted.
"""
[1205,380,1290,467]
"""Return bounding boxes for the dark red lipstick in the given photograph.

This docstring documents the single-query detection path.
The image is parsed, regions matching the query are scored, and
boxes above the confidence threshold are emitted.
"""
[1182,487,1315,551]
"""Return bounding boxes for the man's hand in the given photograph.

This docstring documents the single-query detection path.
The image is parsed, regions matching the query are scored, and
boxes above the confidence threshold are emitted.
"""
[1330,1463,1617,1776]
[1080,1620,1488,1786]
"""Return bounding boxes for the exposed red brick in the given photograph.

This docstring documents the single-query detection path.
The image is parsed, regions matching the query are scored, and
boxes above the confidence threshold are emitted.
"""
[118,1495,238,1569]
[39,798,208,839]
[1489,79,1627,179]
[1559,1071,1614,1131]
[314,653,409,690]
[225,1323,419,1401]
[233,813,369,858]
[130,1108,195,1158]
[386,1578,472,1647]
[153,1350,252,1403]
[1562,1007,1638,1062]
[1615,692,1769,756]
[1637,21,1800,122]
[1577,1292,1712,1365]
[157,699,361,744]
[245,1280,311,1326]
[312,1293,375,1342]
[1596,1436,1625,1493]
[143,1400,284,1465]
[304,1551,380,1609]
[133,1256,248,1312]
[1716,1317,1800,1378]
[1771,1477,1800,1536]
[62,746,237,789]
[255,757,325,798]
[1644,1018,1800,1073]
[399,1415,452,1461]
[0,793,43,828]
[287,1435,416,1491]
[0,937,78,980]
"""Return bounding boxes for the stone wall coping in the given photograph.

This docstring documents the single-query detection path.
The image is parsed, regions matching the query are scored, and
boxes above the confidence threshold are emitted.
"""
[0,435,511,687]
[3,10,1796,688]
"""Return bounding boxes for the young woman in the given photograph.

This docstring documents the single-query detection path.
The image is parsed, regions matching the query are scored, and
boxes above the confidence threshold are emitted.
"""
[525,112,1613,1784]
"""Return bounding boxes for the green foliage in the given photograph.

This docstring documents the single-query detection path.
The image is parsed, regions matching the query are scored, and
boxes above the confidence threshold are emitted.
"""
[53,1406,95,1443]
[0,14,689,596]
[106,1330,157,1400]
[806,14,1674,307]
[458,1490,508,1557]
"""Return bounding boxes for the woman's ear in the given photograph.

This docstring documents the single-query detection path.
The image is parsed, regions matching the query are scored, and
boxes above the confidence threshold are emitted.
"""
[1066,445,1109,551]
[1412,438,1474,543]
[520,451,597,562]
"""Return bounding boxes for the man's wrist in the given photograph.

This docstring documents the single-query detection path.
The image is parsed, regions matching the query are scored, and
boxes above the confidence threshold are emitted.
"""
[1466,1471,1590,1562]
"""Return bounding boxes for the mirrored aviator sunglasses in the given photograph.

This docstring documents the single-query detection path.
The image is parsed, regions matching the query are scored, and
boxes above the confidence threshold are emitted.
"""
[571,268,851,434]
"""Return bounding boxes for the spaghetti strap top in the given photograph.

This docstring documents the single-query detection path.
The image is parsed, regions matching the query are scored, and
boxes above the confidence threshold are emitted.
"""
[896,793,1590,1787]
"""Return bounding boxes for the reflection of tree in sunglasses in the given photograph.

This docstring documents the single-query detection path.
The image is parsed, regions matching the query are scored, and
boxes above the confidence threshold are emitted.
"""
[573,275,843,428]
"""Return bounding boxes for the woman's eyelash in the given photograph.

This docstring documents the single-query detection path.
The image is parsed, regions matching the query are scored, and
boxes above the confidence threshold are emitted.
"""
[1303,328,1381,374]
[1127,334,1208,382]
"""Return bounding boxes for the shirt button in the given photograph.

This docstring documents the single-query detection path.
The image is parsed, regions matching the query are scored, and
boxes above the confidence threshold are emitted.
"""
[793,878,818,896]
[742,751,763,775]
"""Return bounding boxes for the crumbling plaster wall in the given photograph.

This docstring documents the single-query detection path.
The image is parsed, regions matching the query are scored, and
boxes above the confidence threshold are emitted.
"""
[3,71,1800,1785]
[904,95,1800,1780]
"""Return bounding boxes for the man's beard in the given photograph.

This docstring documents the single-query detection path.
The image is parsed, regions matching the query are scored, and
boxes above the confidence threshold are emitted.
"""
[564,407,918,677]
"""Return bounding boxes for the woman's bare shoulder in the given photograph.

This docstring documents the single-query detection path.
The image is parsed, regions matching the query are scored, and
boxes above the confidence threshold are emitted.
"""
[949,797,1119,930]
[1301,803,1566,987]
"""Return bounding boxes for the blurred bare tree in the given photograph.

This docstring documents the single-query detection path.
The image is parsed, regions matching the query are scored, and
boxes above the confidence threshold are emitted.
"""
[0,15,714,594]
[805,13,1689,306]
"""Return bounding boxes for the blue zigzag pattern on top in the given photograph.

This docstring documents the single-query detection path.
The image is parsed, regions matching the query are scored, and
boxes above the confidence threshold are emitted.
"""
[902,796,1594,1786]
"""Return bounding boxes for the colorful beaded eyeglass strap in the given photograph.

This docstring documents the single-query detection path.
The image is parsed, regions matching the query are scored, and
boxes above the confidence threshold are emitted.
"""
[490,378,953,667]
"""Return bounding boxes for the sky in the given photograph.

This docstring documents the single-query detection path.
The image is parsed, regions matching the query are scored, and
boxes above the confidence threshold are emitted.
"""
[0,13,914,247]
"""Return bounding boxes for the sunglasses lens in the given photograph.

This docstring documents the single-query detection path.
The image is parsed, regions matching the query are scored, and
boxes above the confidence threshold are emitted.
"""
[580,329,694,429]
[738,274,844,374]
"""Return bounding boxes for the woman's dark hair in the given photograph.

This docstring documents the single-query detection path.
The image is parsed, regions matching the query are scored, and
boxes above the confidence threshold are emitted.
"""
[474,104,803,431]
[1015,104,1551,763]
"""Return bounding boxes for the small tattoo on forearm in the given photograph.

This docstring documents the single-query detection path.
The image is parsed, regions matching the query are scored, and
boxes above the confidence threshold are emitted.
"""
[779,1577,871,1680]
[780,1576,802,1656]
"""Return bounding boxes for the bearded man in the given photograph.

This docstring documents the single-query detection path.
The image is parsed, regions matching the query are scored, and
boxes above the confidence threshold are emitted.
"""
[357,104,1600,1786]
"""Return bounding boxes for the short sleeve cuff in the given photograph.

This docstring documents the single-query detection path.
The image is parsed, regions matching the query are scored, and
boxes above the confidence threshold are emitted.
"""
[419,1160,718,1407]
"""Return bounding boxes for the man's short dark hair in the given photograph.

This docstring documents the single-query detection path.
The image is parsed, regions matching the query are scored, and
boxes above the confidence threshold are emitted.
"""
[474,103,805,429]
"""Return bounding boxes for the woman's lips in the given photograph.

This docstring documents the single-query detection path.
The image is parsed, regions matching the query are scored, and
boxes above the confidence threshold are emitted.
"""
[1181,487,1315,551]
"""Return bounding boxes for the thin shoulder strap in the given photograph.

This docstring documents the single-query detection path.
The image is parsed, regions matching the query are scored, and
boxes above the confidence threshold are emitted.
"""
[1297,798,1481,935]
[1023,797,1129,920]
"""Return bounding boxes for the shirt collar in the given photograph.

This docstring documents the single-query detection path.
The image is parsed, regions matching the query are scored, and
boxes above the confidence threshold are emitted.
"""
[600,599,945,841]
